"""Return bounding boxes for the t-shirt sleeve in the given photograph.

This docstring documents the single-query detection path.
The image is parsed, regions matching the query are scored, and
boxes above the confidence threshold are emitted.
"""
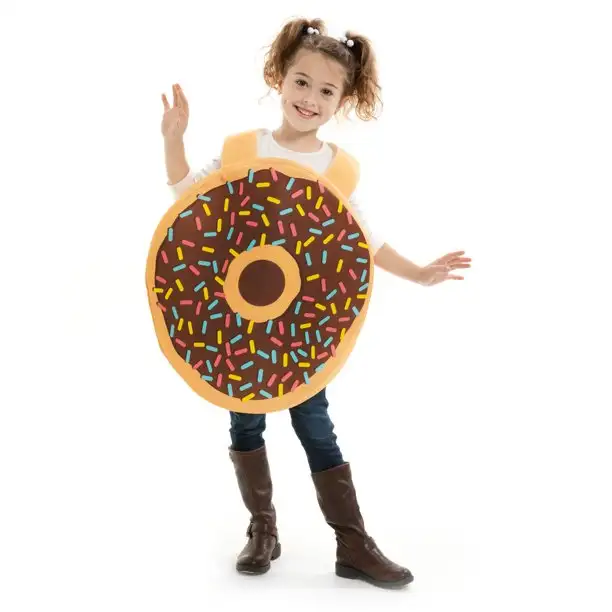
[347,192,385,254]
[167,158,222,199]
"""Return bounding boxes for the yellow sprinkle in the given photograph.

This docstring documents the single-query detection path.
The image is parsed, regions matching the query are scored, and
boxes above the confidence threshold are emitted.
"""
[217,330,222,344]
[260,233,266,246]
[278,384,284,397]
[238,211,251,216]
[311,345,316,359]
[357,294,367,299]
[229,248,240,258]
[340,328,346,340]
[188,321,193,335]
[300,323,312,329]
[266,196,280,204]
[154,288,164,294]
[224,197,229,212]
[358,242,368,249]
[338,201,344,213]
[306,185,312,200]
[306,274,320,282]
[202,246,215,253]
[203,287,209,301]
[295,241,302,255]
[345,297,352,311]
[304,236,315,248]
[177,247,183,261]
[248,320,255,334]
[315,303,326,311]
[242,393,256,402]
[283,353,288,367]
[298,362,311,368]
[194,342,205,348]
[176,279,184,292]
[262,214,270,227]
[296,203,305,216]
[249,339,256,354]
[215,276,224,286]
[178,318,184,331]
[203,203,211,216]
[330,303,337,315]
[217,218,223,232]
[164,288,173,300]
[257,182,271,188]
[229,374,242,381]
[336,259,344,273]
[315,196,324,209]
[323,234,334,244]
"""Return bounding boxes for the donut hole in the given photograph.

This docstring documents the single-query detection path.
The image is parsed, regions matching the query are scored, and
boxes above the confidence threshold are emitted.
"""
[238,259,285,306]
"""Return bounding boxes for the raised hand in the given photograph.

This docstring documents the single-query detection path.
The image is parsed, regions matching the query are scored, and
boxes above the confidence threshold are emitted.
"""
[418,251,472,286]
[161,83,190,141]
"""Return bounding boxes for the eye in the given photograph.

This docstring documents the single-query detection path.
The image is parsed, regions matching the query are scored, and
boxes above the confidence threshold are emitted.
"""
[295,79,308,87]
[322,88,334,97]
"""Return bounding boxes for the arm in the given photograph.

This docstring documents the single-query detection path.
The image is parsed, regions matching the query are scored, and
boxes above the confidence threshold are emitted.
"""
[374,243,423,284]
[164,137,190,185]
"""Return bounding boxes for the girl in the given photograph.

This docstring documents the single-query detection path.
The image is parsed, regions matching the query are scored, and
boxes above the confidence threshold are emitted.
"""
[161,17,471,590]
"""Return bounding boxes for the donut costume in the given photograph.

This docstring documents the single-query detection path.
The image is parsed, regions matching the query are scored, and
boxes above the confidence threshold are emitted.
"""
[146,130,374,414]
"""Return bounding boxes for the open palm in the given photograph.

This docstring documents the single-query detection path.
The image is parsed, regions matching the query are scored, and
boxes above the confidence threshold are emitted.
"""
[161,83,190,140]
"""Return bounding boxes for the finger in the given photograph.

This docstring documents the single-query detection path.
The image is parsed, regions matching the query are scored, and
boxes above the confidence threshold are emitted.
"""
[172,84,179,108]
[162,93,170,112]
[178,86,189,110]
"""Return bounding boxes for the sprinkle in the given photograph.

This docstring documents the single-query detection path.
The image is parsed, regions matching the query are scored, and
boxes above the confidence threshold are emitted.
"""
[305,252,312,267]
[316,330,322,343]
[306,274,320,282]
[257,350,270,360]
[161,250,169,264]
[208,299,219,311]
[271,239,286,246]
[248,169,254,183]
[322,250,328,264]
[305,331,310,344]
[356,257,368,264]
[352,306,360,317]
[189,265,200,276]
[278,321,285,335]
[242,393,255,402]
[262,214,270,227]
[217,330,222,344]
[196,301,203,316]
[319,316,331,326]
[230,334,243,344]
[227,384,233,397]
[295,241,302,255]
[260,233,266,246]
[210,313,223,320]
[215,276,224,286]
[290,223,298,237]
[315,303,326,311]
[229,373,241,381]
[278,384,284,397]
[267,374,278,387]
[178,318,184,332]
[267,196,280,204]
[308,212,320,223]
[277,220,285,234]
[252,203,265,212]
[330,303,337,315]
[224,197,230,212]
[171,306,179,320]
[250,339,256,354]
[300,323,312,330]
[286,177,295,190]
[240,382,253,392]
[238,211,251,216]
[349,269,357,280]
[231,212,236,226]
[204,287,209,300]
[322,219,335,227]
[195,217,202,231]
[321,278,327,292]
[339,282,347,294]
[248,320,255,334]
[247,239,257,250]
[283,353,289,367]
[202,246,215,253]
[359,283,369,292]
[234,348,248,356]
[291,189,304,199]
[202,203,211,216]
[271,337,283,347]
[280,208,293,216]
[240,196,251,207]
[281,371,293,382]
[341,245,354,252]
[236,313,242,327]
[303,372,310,384]
[298,362,311,368]
[291,323,296,337]
[322,204,331,217]
[239,182,244,195]
[236,232,243,245]
[212,261,219,274]
[259,390,273,399]
[227,181,234,194]
[175,279,184,292]
[176,338,187,349]
[173,263,186,272]
[345,297,352,311]
[206,346,219,353]
[241,361,254,370]
[270,168,278,181]
[324,337,334,348]
[257,369,264,383]
[177,246,184,261]
[290,351,299,363]
[201,321,208,334]
[197,194,211,202]
[168,228,174,241]
[302,295,315,302]
[229,248,239,258]
[182,239,196,248]
[296,203,305,216]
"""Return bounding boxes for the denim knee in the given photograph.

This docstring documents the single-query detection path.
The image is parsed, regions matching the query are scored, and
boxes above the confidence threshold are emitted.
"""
[229,412,266,452]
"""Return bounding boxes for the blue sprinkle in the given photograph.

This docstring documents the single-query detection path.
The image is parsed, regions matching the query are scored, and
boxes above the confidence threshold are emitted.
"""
[280,208,293,216]
[294,301,302,315]
[194,281,206,292]
[298,349,308,358]
[206,360,213,374]
[322,250,327,264]
[305,253,312,267]
[303,372,310,384]
[241,361,254,370]
[315,363,326,373]
[170,325,175,338]
[230,334,243,345]
[291,323,296,337]
[271,239,286,246]
[359,283,369,292]
[352,306,360,317]
[201,320,208,334]
[210,313,223,320]
[361,269,368,282]
[252,203,265,211]
[236,313,242,327]
[227,227,234,241]
[197,195,212,202]
[180,210,193,218]
[247,239,257,251]
[324,337,333,348]
[227,181,234,194]
[341,245,354,252]
[326,289,337,300]
[240,382,253,392]
[305,331,310,345]
[286,177,295,190]
[172,307,179,320]
[266,320,273,334]
[227,384,233,397]
[257,350,270,360]
[202,375,214,382]
[319,316,331,326]
[315,330,322,343]
[212,261,219,274]
[208,299,219,311]
[168,227,173,241]
[257,368,264,383]
[198,260,212,267]
[271,350,277,364]
[290,351,298,363]
[259,390,273,399]
[322,219,335,227]
[356,257,368,264]
[206,346,219,353]
[348,232,360,240]
[248,169,254,183]
[309,228,323,235]
[173,264,186,272]
[204,232,217,238]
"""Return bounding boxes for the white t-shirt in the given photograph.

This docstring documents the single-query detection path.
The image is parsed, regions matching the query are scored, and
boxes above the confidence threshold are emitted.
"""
[167,128,384,253]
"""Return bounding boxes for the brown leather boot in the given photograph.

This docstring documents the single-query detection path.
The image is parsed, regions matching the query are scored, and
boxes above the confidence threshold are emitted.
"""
[312,462,414,589]
[229,445,281,574]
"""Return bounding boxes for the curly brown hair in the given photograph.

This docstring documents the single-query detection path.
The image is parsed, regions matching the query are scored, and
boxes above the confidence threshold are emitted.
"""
[263,17,382,121]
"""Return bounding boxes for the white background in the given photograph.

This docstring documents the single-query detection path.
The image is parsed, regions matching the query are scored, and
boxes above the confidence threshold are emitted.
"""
[1,0,611,610]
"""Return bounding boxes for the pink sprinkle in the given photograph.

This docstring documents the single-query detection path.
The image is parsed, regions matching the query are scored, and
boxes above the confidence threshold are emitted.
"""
[339,282,347,294]
[322,205,331,218]
[304,313,316,319]
[214,292,225,299]
[271,168,278,182]
[302,295,315,302]
[337,229,346,242]
[291,189,304,199]
[189,265,200,276]
[214,354,222,367]
[278,321,285,335]
[175,339,186,348]
[290,342,303,348]
[216,373,223,388]
[290,223,297,237]
[225,342,232,356]
[270,337,284,347]
[157,303,167,313]
[277,220,285,235]
[330,344,336,357]
[196,217,202,231]
[179,300,193,306]
[193,360,203,370]
[182,239,195,247]
[349,269,357,280]
[308,212,320,223]
[226,358,235,372]
[318,181,325,193]
[236,232,243,245]
[267,374,278,387]
[347,212,353,225]
[246,221,258,227]
[222,259,229,274]
[196,301,203,316]
[321,278,327,292]
[339,316,351,322]
[231,211,236,226]
[155,275,167,285]
[317,352,328,360]
[234,348,248,356]
[325,327,338,333]
[240,196,251,207]
[291,380,300,391]
[161,250,169,264]
[225,313,231,328]
[282,371,294,382]
[239,181,244,196]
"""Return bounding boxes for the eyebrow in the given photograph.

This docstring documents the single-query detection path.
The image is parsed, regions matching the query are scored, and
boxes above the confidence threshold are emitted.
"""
[295,72,339,89]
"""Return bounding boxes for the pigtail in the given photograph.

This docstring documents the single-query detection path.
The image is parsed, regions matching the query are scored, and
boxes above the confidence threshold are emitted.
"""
[263,17,327,92]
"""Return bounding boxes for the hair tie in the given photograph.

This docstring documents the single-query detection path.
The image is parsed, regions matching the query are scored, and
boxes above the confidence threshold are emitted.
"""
[306,26,320,35]
[339,35,355,48]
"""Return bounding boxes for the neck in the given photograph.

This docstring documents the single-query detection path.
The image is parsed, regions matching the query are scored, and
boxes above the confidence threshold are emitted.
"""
[272,119,322,153]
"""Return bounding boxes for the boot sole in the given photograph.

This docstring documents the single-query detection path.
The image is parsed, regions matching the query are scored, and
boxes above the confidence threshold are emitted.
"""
[236,542,282,575]
[335,562,414,589]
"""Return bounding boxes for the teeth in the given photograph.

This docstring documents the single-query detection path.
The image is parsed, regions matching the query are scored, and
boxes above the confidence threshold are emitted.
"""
[296,106,315,117]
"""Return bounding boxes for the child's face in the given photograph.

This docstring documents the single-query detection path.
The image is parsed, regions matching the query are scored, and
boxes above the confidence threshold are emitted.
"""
[280,49,347,132]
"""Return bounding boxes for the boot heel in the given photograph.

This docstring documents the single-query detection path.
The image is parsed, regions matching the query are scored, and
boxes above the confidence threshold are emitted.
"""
[271,542,281,560]
[335,563,360,580]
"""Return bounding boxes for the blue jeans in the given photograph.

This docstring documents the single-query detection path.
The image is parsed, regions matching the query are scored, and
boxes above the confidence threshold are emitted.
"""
[229,388,344,473]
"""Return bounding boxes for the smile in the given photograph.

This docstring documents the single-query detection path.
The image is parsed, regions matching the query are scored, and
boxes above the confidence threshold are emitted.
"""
[294,105,318,118]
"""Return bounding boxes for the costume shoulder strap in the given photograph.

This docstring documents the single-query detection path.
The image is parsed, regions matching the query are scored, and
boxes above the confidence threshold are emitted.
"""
[220,129,259,167]
[321,145,360,198]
